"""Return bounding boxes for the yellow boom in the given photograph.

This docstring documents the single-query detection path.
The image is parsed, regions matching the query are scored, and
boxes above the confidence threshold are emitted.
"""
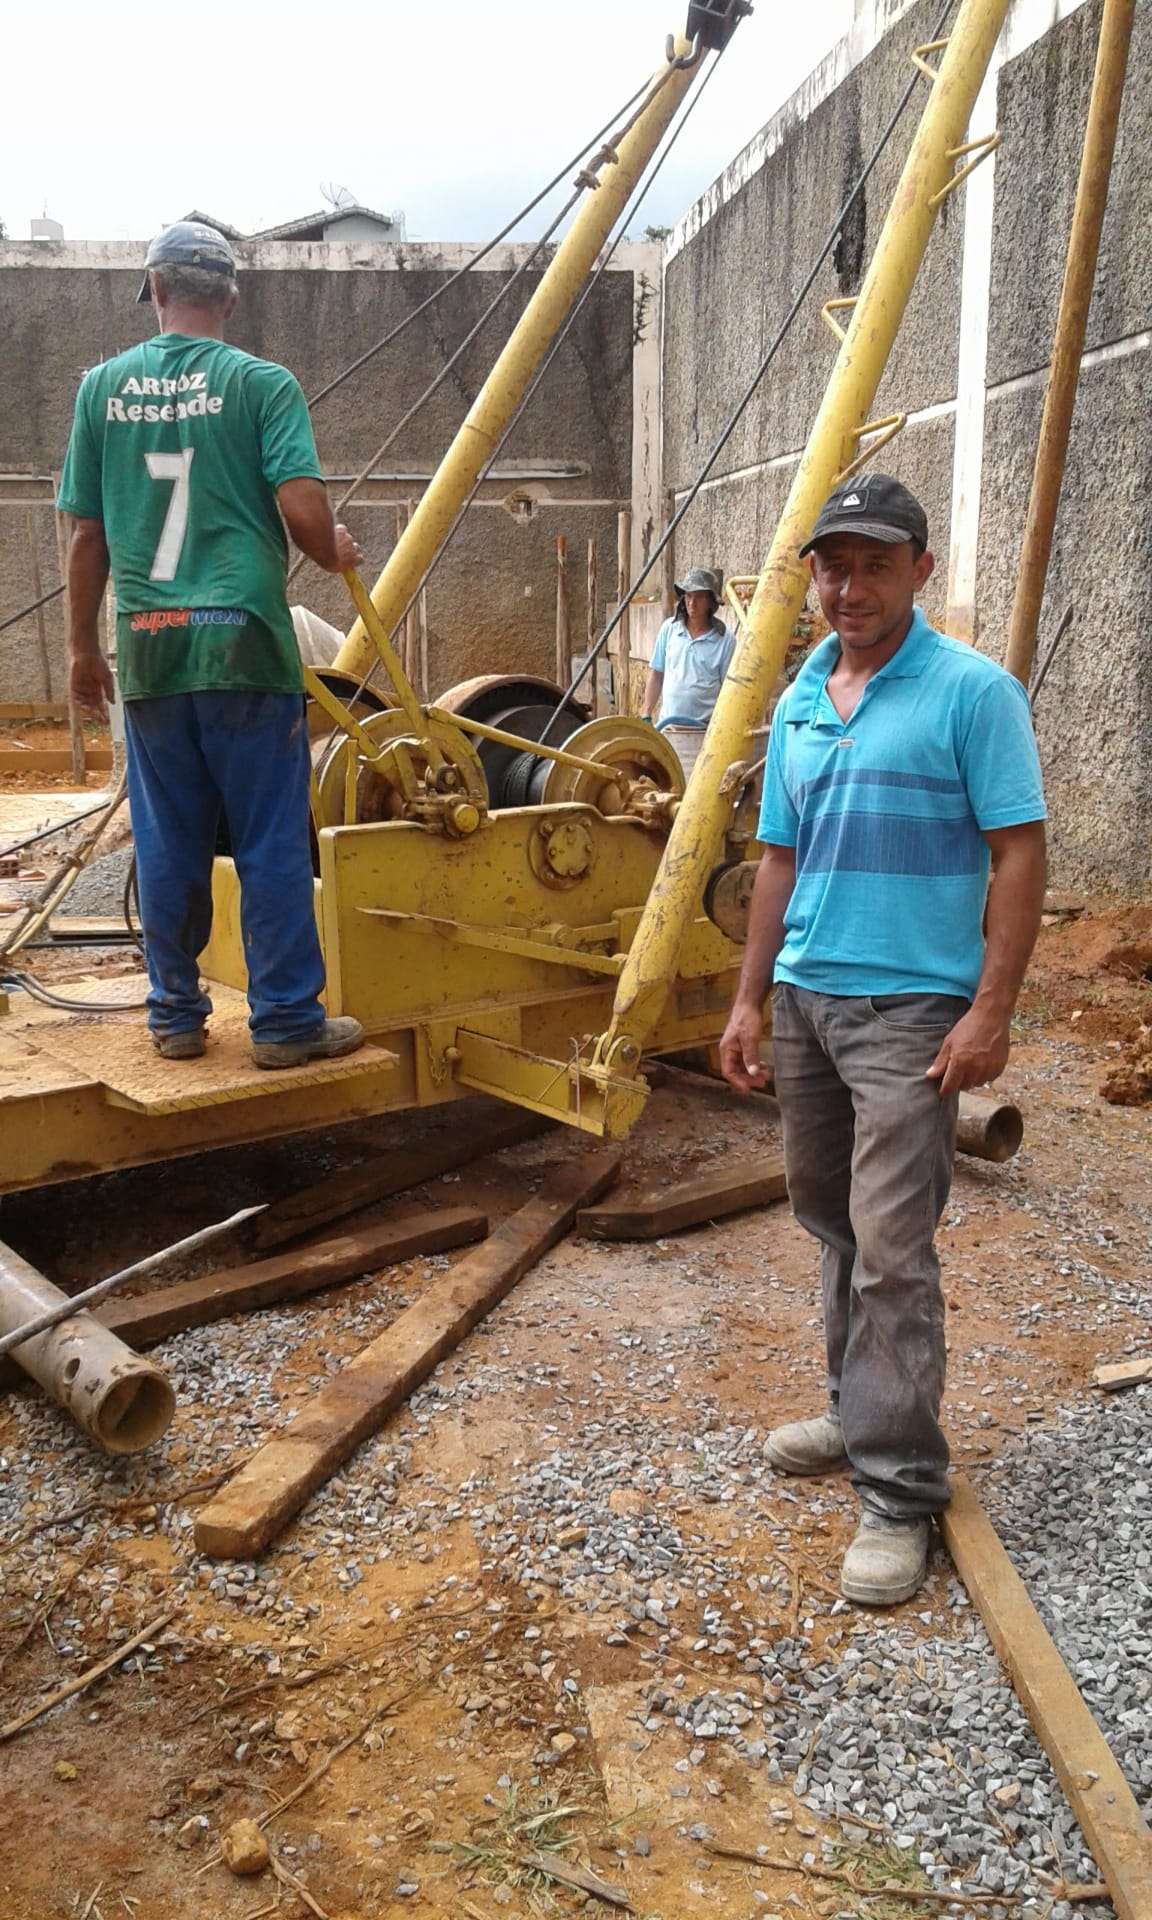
[590,0,1012,1085]
[334,34,703,680]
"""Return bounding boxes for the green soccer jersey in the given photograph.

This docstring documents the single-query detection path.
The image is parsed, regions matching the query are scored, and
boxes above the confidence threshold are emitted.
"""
[57,332,323,700]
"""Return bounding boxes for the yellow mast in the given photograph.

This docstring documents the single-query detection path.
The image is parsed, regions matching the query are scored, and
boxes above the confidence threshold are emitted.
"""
[591,0,1012,1083]
[334,33,704,679]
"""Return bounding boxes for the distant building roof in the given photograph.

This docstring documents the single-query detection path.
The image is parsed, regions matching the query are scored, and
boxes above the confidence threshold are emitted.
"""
[182,206,403,244]
[181,211,246,242]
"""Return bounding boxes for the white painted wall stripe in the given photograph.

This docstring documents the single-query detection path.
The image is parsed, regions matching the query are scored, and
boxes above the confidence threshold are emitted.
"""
[671,326,1150,499]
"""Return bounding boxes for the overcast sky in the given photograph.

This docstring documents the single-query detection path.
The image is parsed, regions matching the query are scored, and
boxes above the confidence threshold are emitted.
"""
[3,0,850,248]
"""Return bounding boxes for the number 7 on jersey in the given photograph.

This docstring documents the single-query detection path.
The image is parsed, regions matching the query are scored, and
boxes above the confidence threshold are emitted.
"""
[146,448,195,582]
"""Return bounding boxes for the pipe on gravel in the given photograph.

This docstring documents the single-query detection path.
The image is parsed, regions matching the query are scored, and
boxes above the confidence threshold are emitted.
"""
[956,1093,1024,1164]
[0,1239,175,1453]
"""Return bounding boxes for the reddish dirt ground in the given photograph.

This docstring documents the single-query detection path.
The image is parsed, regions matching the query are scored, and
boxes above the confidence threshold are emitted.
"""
[0,902,1149,1920]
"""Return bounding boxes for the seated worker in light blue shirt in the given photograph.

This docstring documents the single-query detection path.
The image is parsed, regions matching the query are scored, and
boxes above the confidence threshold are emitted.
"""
[642,566,736,778]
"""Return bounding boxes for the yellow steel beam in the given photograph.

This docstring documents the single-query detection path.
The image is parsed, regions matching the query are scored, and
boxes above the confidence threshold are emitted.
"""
[333,32,703,679]
[592,0,1013,1074]
[360,906,625,976]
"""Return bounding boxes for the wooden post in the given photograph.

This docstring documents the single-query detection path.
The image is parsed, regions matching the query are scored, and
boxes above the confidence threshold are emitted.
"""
[942,1476,1152,1920]
[25,511,54,702]
[51,477,86,782]
[586,536,601,716]
[616,508,632,716]
[1003,0,1135,686]
[661,486,677,616]
[394,502,411,677]
[555,534,571,686]
[417,584,430,701]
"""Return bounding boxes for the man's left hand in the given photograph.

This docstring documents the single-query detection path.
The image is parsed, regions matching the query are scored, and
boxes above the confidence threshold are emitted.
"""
[926,1005,1012,1096]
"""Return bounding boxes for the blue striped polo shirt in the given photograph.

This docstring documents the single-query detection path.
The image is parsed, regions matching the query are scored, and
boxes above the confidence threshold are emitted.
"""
[757,609,1046,999]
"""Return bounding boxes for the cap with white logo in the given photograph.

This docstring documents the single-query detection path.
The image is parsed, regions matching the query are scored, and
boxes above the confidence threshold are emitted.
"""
[799,472,929,557]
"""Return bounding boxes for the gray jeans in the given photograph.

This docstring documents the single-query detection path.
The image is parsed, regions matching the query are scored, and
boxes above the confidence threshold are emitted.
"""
[771,983,967,1520]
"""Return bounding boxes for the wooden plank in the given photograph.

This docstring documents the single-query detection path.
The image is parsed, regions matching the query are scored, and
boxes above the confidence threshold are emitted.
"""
[102,1208,486,1346]
[253,1105,555,1251]
[0,1210,489,1393]
[555,533,571,685]
[616,508,632,715]
[30,988,397,1115]
[0,703,70,721]
[0,748,113,775]
[195,1149,621,1559]
[578,1154,787,1240]
[941,1476,1152,1920]
[1094,1357,1152,1392]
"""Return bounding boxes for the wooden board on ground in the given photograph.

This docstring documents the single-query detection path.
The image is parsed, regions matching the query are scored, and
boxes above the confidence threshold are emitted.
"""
[578,1154,787,1240]
[647,1056,778,1108]
[0,1209,488,1392]
[1094,1356,1152,1392]
[30,987,398,1114]
[195,1148,621,1559]
[0,748,115,775]
[253,1104,555,1250]
[104,1206,487,1345]
[941,1475,1152,1920]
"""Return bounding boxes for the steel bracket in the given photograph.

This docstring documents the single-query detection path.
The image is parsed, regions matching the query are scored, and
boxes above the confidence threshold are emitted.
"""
[821,296,858,343]
[929,131,1002,207]
[911,36,951,81]
[451,1028,648,1138]
[834,413,908,487]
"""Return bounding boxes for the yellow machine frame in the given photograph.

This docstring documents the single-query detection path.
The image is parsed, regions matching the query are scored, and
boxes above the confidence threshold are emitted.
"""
[0,0,1014,1191]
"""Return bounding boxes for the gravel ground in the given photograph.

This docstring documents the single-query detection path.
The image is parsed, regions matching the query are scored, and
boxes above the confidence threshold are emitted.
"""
[1,1030,1150,1918]
[3,1291,1148,1915]
[63,843,135,919]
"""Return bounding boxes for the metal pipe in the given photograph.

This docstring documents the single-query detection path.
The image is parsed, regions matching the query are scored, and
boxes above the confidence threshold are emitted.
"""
[594,0,1013,1069]
[0,1206,265,1360]
[1003,0,1135,685]
[956,1092,1023,1163]
[0,1240,175,1454]
[333,32,704,678]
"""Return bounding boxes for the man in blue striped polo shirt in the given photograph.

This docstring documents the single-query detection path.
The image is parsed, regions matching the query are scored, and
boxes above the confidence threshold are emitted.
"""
[719,473,1047,1607]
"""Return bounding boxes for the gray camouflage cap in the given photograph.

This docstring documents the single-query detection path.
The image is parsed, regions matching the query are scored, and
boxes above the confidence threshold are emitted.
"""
[137,221,237,304]
[674,566,723,599]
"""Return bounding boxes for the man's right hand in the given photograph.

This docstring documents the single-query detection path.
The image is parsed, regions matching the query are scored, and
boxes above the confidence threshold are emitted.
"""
[719,998,770,1093]
[70,650,115,723]
[332,523,364,572]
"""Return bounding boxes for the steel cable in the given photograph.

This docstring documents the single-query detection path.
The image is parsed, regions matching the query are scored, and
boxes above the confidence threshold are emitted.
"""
[539,0,960,739]
[0,66,661,633]
[340,42,726,710]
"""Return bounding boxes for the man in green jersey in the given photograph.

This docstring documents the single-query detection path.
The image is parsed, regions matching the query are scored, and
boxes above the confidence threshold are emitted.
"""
[58,220,364,1069]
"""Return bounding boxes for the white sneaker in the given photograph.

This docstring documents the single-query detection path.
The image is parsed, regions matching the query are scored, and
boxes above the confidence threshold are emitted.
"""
[765,1411,848,1477]
[841,1511,930,1606]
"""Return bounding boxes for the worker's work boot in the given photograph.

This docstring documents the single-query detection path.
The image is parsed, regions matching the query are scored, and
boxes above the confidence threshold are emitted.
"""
[152,1028,207,1060]
[765,1409,849,1477]
[840,1511,930,1607]
[252,1015,365,1071]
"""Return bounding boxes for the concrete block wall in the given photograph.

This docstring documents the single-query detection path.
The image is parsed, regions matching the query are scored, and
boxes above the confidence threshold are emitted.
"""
[661,0,1151,891]
[0,240,657,704]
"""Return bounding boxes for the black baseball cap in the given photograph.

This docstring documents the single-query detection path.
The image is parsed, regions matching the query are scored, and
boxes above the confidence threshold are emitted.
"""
[799,473,929,557]
[137,221,237,303]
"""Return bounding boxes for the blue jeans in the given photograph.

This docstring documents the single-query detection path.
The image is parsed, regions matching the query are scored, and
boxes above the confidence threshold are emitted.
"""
[124,691,326,1044]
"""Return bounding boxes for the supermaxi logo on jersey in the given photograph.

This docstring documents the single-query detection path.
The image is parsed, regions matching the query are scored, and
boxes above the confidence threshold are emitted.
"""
[105,373,225,424]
